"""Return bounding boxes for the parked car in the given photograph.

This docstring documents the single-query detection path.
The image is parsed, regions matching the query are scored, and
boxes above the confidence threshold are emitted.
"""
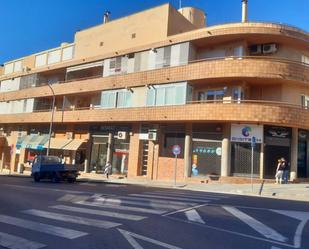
[31,155,79,183]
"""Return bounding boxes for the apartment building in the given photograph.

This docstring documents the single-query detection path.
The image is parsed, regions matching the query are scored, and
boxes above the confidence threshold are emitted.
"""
[0,1,308,182]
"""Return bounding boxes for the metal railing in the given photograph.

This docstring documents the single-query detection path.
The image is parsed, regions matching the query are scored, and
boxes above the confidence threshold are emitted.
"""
[22,99,308,114]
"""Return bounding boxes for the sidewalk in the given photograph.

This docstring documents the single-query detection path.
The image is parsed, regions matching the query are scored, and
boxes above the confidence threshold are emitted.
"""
[78,173,309,202]
[1,171,308,202]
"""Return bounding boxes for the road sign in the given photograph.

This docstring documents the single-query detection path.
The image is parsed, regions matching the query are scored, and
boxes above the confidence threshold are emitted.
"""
[251,136,256,148]
[172,145,181,156]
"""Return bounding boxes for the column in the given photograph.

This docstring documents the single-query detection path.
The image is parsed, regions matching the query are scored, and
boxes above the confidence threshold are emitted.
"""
[127,124,142,178]
[106,132,113,164]
[290,127,298,181]
[84,140,92,173]
[259,143,264,179]
[221,124,231,177]
[184,123,192,178]
[1,151,4,171]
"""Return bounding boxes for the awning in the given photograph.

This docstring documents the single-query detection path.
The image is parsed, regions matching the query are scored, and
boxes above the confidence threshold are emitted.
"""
[62,139,86,151]
[44,138,86,151]
[16,134,49,150]
[66,61,104,73]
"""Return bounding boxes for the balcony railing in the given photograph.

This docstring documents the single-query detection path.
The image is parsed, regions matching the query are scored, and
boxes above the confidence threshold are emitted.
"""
[2,55,307,93]
[25,99,307,114]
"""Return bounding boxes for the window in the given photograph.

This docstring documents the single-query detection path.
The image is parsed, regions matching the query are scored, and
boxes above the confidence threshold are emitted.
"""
[301,95,309,108]
[232,87,244,102]
[47,49,61,64]
[62,45,74,61]
[198,89,225,101]
[101,90,132,109]
[131,33,136,39]
[160,133,185,158]
[146,82,188,107]
[117,91,132,108]
[35,54,47,67]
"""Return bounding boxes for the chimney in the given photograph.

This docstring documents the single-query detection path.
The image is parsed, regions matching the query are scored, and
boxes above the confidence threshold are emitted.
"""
[242,0,248,23]
[103,11,111,24]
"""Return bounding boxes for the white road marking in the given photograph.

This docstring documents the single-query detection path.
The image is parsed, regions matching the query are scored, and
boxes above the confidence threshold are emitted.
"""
[57,194,91,202]
[162,204,208,216]
[271,247,282,249]
[76,201,167,214]
[271,209,309,248]
[51,205,146,221]
[0,232,46,249]
[80,182,97,186]
[120,195,197,206]
[270,210,309,221]
[113,196,192,209]
[165,215,296,249]
[222,206,288,242]
[144,192,221,200]
[151,190,228,198]
[0,215,87,239]
[93,196,182,210]
[129,194,211,203]
[118,229,143,249]
[185,209,205,224]
[22,209,121,229]
[118,229,183,249]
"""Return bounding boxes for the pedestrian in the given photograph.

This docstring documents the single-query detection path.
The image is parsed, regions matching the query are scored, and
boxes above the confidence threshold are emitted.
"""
[275,158,285,184]
[104,161,112,179]
[282,158,289,184]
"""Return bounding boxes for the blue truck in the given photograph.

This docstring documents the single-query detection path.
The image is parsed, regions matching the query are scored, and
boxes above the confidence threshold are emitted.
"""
[31,155,79,183]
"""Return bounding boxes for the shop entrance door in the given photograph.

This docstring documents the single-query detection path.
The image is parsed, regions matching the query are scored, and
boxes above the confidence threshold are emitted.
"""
[90,136,108,173]
[264,145,290,178]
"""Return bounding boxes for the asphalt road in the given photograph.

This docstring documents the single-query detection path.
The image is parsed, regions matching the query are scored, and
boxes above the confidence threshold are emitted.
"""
[0,176,308,249]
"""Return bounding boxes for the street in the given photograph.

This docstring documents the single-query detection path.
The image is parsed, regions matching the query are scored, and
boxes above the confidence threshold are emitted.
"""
[0,176,308,249]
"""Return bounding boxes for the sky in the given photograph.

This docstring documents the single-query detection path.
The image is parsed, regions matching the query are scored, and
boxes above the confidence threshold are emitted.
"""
[0,0,308,64]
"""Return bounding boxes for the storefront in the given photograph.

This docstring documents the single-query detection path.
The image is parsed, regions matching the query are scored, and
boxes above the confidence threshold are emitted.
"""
[298,130,309,178]
[264,126,291,178]
[89,125,131,175]
[190,124,223,177]
[230,124,263,177]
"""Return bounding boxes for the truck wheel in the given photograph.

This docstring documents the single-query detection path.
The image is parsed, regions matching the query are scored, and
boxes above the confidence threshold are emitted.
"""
[51,173,60,183]
[33,173,40,182]
[67,178,76,183]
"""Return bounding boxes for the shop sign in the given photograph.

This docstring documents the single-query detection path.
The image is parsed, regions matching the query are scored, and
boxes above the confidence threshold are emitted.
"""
[231,124,263,143]
[265,126,291,138]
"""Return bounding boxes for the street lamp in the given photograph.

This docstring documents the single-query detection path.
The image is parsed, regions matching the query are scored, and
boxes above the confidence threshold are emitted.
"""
[46,83,55,156]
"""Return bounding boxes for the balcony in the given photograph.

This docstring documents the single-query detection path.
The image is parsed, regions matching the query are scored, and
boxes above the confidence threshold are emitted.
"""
[0,100,309,129]
[0,56,308,102]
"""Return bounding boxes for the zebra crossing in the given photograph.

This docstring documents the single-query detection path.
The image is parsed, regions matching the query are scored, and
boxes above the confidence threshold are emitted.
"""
[163,202,309,249]
[0,189,226,249]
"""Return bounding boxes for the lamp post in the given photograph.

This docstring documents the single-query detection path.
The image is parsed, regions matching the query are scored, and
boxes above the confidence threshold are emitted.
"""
[46,83,55,156]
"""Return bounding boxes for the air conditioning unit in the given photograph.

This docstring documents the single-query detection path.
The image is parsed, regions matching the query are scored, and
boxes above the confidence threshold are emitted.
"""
[248,44,262,55]
[66,132,73,139]
[263,43,278,54]
[118,131,127,140]
[148,132,157,141]
[22,66,31,73]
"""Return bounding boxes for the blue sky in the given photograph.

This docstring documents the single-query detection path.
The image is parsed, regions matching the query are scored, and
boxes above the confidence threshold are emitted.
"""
[1,0,308,64]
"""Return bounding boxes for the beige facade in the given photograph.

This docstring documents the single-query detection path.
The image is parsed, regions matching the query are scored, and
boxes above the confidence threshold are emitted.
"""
[0,3,308,182]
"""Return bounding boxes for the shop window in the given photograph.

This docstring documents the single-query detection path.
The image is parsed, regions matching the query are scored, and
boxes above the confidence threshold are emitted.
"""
[160,133,185,158]
[191,139,222,177]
